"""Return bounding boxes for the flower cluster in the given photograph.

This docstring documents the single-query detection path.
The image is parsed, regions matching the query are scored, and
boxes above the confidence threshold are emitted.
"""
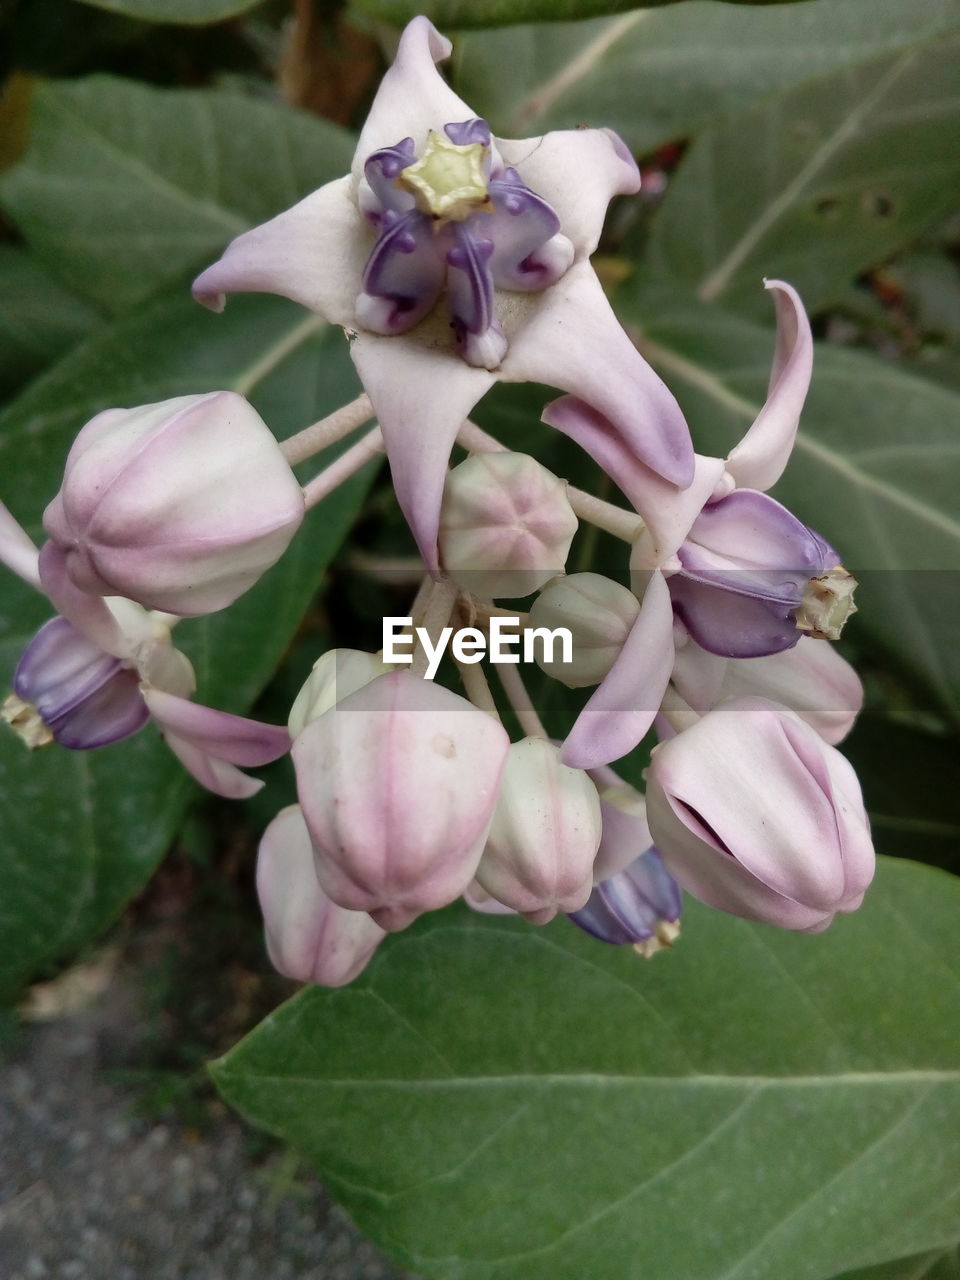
[1,17,874,990]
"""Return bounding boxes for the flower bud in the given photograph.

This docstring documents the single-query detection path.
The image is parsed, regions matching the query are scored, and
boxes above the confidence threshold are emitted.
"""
[256,805,386,987]
[474,737,600,923]
[588,765,653,881]
[43,392,305,616]
[438,451,578,600]
[570,850,681,956]
[292,670,510,931]
[529,573,639,688]
[288,648,393,738]
[646,696,875,931]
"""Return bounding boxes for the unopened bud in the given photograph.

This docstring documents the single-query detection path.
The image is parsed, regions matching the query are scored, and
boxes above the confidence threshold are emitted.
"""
[256,805,386,987]
[288,648,393,738]
[438,451,578,600]
[43,392,305,616]
[474,737,601,923]
[529,573,639,687]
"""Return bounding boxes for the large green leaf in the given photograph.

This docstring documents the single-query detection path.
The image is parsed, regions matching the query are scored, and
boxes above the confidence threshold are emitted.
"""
[213,857,960,1280]
[0,291,373,1000]
[831,1244,960,1280]
[643,35,960,316]
[453,0,960,152]
[74,0,261,23]
[358,0,816,30]
[0,78,354,312]
[624,299,960,723]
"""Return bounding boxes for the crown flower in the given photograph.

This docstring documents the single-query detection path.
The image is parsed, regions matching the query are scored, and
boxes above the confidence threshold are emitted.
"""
[192,17,693,570]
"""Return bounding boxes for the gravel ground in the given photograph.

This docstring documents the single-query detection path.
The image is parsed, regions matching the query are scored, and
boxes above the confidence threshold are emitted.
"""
[0,962,418,1280]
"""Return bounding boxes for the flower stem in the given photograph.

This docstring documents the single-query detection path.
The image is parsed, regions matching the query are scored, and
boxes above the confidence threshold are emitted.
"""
[457,420,643,543]
[301,427,384,510]
[495,661,547,739]
[281,393,374,466]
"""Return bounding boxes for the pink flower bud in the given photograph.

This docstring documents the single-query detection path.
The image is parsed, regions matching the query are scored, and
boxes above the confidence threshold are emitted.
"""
[474,737,600,923]
[256,805,386,987]
[291,670,510,931]
[646,696,875,932]
[529,572,639,688]
[438,451,578,599]
[43,392,305,616]
[288,648,393,737]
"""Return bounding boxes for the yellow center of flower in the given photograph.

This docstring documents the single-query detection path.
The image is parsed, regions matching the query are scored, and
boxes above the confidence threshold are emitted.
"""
[397,131,491,224]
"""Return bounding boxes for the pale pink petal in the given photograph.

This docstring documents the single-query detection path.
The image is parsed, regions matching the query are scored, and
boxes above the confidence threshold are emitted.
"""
[669,642,729,716]
[561,571,675,769]
[544,395,723,563]
[502,261,693,487]
[725,280,813,492]
[161,730,263,800]
[37,542,132,660]
[191,176,363,325]
[141,687,290,766]
[0,500,41,589]
[350,322,496,571]
[352,18,472,183]
[499,128,639,258]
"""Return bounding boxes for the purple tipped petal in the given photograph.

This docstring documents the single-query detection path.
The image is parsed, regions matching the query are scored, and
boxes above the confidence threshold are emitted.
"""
[570,849,681,945]
[351,325,496,572]
[192,176,362,325]
[141,688,290,766]
[503,262,694,487]
[37,542,132,661]
[362,139,417,219]
[499,128,639,258]
[544,396,724,563]
[357,209,445,335]
[0,501,41,589]
[13,616,147,749]
[562,571,675,769]
[668,576,802,658]
[352,18,473,184]
[726,280,813,492]
[444,118,492,148]
[446,227,507,368]
[482,170,572,292]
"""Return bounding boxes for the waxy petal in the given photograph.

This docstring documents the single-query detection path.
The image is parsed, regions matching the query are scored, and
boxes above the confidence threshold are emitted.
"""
[668,575,802,658]
[562,571,675,769]
[446,227,507,368]
[357,208,446,335]
[503,262,694,487]
[545,395,723,563]
[141,687,291,766]
[361,139,417,219]
[192,176,362,325]
[725,280,813,492]
[161,732,264,800]
[484,169,571,292]
[38,542,133,661]
[0,500,41,589]
[570,849,681,945]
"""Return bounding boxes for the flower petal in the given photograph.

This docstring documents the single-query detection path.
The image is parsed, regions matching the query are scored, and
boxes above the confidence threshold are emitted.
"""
[562,571,675,769]
[191,176,362,324]
[0,500,41,590]
[352,18,472,184]
[160,731,264,800]
[350,320,496,571]
[38,542,132,660]
[544,395,723,563]
[357,208,446,335]
[725,280,813,492]
[502,262,694,487]
[668,576,801,658]
[141,687,290,766]
[498,128,639,258]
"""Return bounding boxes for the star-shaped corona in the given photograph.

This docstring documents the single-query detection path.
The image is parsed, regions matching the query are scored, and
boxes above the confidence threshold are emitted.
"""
[397,130,492,223]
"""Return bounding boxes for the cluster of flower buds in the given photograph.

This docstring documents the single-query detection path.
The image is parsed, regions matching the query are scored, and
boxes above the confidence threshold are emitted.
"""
[2,17,875,992]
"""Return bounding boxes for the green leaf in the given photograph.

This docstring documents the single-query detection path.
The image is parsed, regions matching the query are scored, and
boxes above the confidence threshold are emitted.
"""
[453,0,960,152]
[0,77,354,312]
[831,1244,960,1280]
[626,299,960,724]
[358,0,817,31]
[213,857,960,1280]
[0,291,372,1000]
[0,245,101,398]
[73,0,261,23]
[643,35,960,316]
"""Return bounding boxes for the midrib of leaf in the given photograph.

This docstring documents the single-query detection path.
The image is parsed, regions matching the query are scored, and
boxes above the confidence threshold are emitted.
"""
[231,312,328,397]
[217,1069,960,1089]
[39,91,250,237]
[696,49,918,303]
[637,335,960,548]
[507,11,648,135]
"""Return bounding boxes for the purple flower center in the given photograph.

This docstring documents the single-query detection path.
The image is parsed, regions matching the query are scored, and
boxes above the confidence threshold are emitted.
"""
[355,118,573,370]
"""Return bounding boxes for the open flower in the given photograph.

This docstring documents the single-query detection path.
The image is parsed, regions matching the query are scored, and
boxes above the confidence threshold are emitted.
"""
[192,17,693,570]
[1,504,289,798]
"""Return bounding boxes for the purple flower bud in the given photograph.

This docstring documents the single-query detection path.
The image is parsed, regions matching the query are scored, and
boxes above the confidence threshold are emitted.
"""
[42,392,305,616]
[474,738,601,923]
[439,452,578,600]
[646,696,875,932]
[257,805,386,987]
[6,615,147,750]
[291,671,510,931]
[570,850,681,954]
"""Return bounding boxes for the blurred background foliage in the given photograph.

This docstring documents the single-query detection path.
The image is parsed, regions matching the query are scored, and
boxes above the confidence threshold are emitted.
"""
[0,1,958,1277]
